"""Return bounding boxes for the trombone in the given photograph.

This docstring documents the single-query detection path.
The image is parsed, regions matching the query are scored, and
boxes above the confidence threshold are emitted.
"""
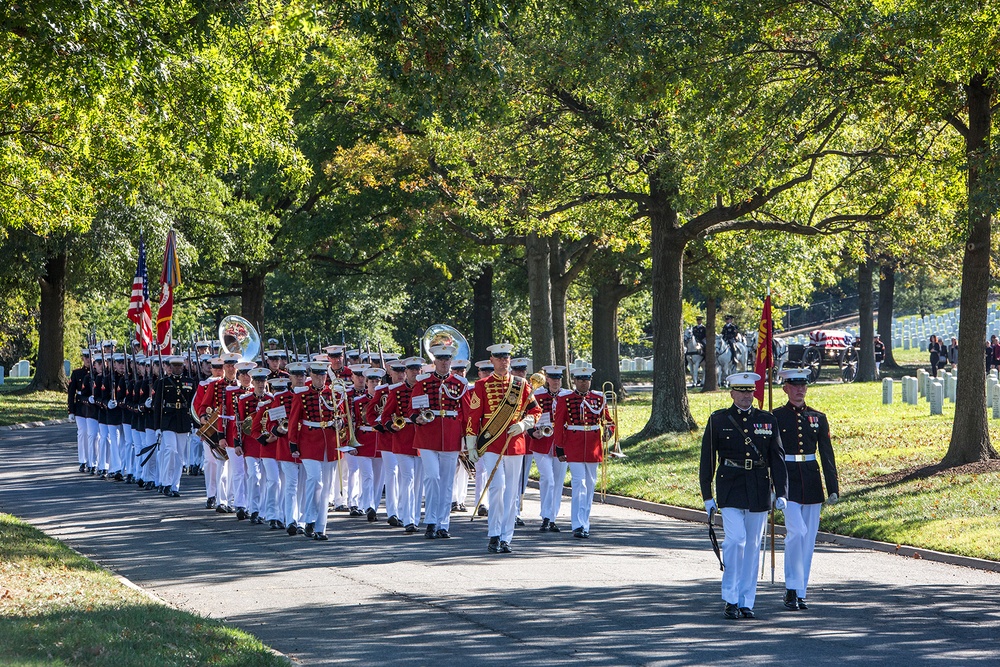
[600,381,627,502]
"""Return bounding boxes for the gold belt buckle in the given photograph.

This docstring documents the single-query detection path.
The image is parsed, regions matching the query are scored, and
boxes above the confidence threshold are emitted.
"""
[320,421,328,428]
[744,459,753,470]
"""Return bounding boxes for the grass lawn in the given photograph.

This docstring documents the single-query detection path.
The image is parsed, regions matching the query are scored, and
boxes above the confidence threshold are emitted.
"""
[0,513,285,667]
[602,379,1000,561]
[0,378,67,427]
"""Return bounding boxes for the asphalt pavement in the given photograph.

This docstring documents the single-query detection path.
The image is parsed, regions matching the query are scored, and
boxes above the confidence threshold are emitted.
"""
[2,424,998,665]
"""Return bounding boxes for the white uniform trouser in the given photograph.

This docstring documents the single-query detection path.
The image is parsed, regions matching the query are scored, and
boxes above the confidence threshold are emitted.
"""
[97,422,110,471]
[395,454,423,527]
[303,457,336,533]
[355,456,383,513]
[482,453,523,543]
[133,428,145,477]
[474,457,489,510]
[784,501,823,598]
[380,451,400,518]
[331,457,348,508]
[535,453,568,521]
[76,418,88,465]
[122,424,134,476]
[419,450,459,530]
[453,460,469,504]
[261,457,282,520]
[346,454,361,508]
[245,455,265,515]
[280,460,302,526]
[568,462,598,532]
[720,507,769,609]
[517,453,533,509]
[84,417,99,467]
[202,440,221,500]
[109,424,124,473]
[142,429,158,484]
[160,431,184,491]
[188,430,203,468]
[225,447,247,508]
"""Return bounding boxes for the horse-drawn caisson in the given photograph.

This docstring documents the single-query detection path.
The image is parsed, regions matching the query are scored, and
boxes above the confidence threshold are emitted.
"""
[784,329,858,383]
[683,329,789,387]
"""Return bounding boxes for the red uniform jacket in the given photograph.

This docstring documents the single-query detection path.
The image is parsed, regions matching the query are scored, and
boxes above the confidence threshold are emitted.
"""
[381,381,418,456]
[364,384,393,453]
[529,387,571,456]
[263,388,301,463]
[223,384,247,445]
[238,391,266,458]
[410,372,468,452]
[352,393,379,457]
[464,373,541,456]
[250,392,277,460]
[195,377,236,443]
[287,385,348,461]
[553,390,614,463]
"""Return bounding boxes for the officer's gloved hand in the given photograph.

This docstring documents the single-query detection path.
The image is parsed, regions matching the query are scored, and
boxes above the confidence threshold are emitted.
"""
[88,396,95,404]
[507,417,533,437]
[826,493,839,505]
[704,498,717,520]
[464,435,479,464]
[68,414,76,423]
[775,496,787,511]
[144,398,153,408]
[107,399,117,410]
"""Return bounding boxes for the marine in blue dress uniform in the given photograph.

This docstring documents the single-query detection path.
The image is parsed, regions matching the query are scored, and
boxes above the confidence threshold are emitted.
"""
[700,372,788,619]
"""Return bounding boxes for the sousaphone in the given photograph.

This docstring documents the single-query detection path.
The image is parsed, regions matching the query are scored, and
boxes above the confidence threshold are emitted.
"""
[422,324,470,362]
[219,315,261,363]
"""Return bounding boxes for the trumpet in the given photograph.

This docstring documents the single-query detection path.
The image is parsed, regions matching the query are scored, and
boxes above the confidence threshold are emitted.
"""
[239,415,254,436]
[536,423,554,438]
[419,408,436,423]
[392,415,407,431]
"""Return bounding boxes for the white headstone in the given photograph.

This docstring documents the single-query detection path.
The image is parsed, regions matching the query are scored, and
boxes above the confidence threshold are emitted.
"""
[0,365,4,385]
[574,359,586,368]
[13,360,30,378]
[63,359,71,376]
[882,378,893,404]
[916,369,927,398]
[988,376,998,409]
[918,340,927,352]
[903,338,911,350]
[929,381,944,415]
[994,385,1000,420]
[620,359,633,372]
[946,372,957,403]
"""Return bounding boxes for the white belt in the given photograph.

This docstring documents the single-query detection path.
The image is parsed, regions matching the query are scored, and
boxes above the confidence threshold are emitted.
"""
[359,426,375,432]
[219,415,236,421]
[785,454,816,462]
[302,420,338,428]
[566,425,601,432]
[429,410,459,417]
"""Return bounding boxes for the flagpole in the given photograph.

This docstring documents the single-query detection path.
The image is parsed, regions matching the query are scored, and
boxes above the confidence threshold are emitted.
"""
[767,285,775,584]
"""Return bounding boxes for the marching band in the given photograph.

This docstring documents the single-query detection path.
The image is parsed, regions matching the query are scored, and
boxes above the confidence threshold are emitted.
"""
[66,321,625,555]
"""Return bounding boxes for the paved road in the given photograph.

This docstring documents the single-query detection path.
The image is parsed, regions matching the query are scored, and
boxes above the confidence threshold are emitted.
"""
[2,424,999,665]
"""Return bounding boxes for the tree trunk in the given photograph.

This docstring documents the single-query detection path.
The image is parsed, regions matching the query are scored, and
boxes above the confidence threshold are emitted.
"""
[877,260,899,369]
[855,258,877,382]
[944,73,997,465]
[703,297,719,392]
[641,205,696,436]
[470,264,494,362]
[592,285,624,393]
[526,231,555,367]
[550,237,570,374]
[29,250,69,392]
[241,267,267,336]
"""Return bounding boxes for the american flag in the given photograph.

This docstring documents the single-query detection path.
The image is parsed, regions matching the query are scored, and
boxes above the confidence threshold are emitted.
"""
[127,235,153,353]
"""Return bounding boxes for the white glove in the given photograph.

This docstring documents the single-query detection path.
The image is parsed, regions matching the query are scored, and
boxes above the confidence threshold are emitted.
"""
[144,398,153,408]
[155,429,163,438]
[826,493,839,505]
[506,416,533,437]
[107,400,118,410]
[464,435,479,464]
[415,413,431,425]
[68,414,76,422]
[775,496,787,511]
[704,498,717,519]
[88,396,95,404]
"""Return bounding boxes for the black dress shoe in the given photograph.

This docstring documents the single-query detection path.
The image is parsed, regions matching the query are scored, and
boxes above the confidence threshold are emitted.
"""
[98,470,107,480]
[724,603,740,619]
[739,607,756,619]
[135,478,144,487]
[79,463,87,473]
[548,522,561,533]
[225,505,235,513]
[539,518,550,531]
[313,532,329,541]
[114,472,124,481]
[269,520,279,530]
[797,598,808,610]
[435,529,451,539]
[206,496,216,509]
[477,506,488,517]
[89,466,96,475]
[457,504,467,512]
[275,520,285,529]
[424,524,437,538]
[582,531,590,538]
[573,527,585,538]
[514,517,525,527]
[168,490,181,498]
[236,508,248,521]
[366,508,377,522]
[334,505,349,512]
[499,541,512,553]
[296,525,304,535]
[287,523,298,536]
[304,522,315,538]
[350,507,364,517]
[404,523,417,533]
[216,504,228,514]
[387,515,401,527]
[451,502,460,513]
[144,481,155,490]
[784,589,798,610]
[487,536,500,553]
[250,511,259,523]
[125,474,134,484]
[136,480,146,491]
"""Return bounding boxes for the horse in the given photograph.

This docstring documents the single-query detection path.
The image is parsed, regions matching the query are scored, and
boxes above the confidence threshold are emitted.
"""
[743,335,790,380]
[716,335,748,384]
[683,329,705,386]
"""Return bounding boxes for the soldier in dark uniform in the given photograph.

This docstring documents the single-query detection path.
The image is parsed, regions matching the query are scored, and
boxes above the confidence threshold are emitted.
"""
[152,357,197,497]
[692,316,707,350]
[773,369,838,611]
[68,349,94,473]
[700,372,788,620]
[873,335,885,377]
[721,314,740,360]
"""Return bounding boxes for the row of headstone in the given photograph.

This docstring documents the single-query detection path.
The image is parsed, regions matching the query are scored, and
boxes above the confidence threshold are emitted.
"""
[620,357,653,372]
[889,303,1000,350]
[9,360,30,378]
